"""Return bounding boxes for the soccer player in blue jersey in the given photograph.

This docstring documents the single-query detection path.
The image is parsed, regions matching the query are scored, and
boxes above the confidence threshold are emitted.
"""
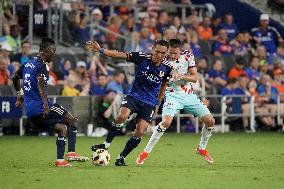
[12,37,88,167]
[85,39,171,166]
[251,14,283,54]
[136,39,215,165]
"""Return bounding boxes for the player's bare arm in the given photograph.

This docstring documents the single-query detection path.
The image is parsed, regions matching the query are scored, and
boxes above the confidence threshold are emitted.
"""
[155,81,167,114]
[174,67,199,83]
[85,41,127,59]
[37,74,50,117]
[12,67,24,107]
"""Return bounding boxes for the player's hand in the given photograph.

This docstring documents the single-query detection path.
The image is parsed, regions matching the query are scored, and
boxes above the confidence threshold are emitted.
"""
[85,41,100,52]
[171,73,180,80]
[15,95,24,107]
[43,103,50,118]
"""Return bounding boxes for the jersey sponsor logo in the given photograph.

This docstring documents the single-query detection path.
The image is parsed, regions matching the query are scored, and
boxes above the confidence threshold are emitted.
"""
[24,62,35,69]
[141,70,161,84]
[23,73,31,92]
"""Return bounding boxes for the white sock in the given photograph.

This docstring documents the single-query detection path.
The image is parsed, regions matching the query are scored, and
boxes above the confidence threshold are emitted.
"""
[144,123,166,153]
[198,126,214,150]
[103,141,111,149]
[57,159,64,162]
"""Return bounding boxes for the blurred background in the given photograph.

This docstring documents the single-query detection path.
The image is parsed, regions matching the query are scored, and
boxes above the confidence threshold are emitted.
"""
[0,0,284,136]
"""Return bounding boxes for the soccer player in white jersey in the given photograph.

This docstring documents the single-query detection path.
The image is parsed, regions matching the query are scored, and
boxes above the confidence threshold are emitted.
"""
[136,39,215,165]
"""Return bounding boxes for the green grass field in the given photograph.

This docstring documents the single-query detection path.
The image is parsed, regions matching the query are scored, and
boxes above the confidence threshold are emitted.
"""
[1,133,284,189]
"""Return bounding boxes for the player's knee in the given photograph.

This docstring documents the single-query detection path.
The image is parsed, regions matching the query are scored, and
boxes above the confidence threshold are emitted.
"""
[134,128,145,137]
[161,121,171,129]
[207,117,215,128]
[116,114,128,124]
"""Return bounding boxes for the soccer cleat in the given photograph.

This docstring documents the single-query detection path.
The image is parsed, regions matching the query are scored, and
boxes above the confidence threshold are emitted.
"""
[136,151,149,165]
[115,156,127,166]
[65,152,89,162]
[55,160,72,167]
[91,144,106,152]
[196,147,214,164]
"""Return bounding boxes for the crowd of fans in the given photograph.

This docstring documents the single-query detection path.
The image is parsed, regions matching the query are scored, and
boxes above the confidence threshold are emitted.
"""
[1,0,284,132]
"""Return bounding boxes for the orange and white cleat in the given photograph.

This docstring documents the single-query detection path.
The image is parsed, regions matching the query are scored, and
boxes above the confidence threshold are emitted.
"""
[196,147,214,164]
[136,151,149,165]
[55,160,72,167]
[65,152,89,162]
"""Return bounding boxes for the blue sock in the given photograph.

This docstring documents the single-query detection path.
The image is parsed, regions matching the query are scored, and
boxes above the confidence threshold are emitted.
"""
[67,126,77,152]
[105,121,122,144]
[56,136,66,159]
[120,136,141,158]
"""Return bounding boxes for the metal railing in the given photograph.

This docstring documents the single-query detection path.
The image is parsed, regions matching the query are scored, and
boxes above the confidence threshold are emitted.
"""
[12,94,283,136]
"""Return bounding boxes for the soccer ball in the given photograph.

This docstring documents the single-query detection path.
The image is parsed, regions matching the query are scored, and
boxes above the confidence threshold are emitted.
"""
[91,149,110,166]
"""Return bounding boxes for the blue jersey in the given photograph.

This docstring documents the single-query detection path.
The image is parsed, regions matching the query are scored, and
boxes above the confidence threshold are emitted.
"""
[22,56,53,117]
[251,26,281,54]
[126,52,171,107]
[220,23,239,40]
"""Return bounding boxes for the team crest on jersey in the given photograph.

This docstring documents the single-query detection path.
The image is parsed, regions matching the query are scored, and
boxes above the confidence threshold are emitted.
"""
[159,71,165,78]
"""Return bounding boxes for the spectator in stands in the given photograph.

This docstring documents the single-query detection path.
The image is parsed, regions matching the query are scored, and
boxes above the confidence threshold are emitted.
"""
[107,15,123,49]
[147,0,161,18]
[212,29,233,57]
[231,33,251,56]
[245,56,260,80]
[139,27,154,53]
[220,13,239,41]
[0,54,11,85]
[10,41,32,66]
[71,61,90,93]
[211,15,222,36]
[208,59,227,93]
[88,55,108,83]
[1,24,21,53]
[92,8,107,43]
[196,57,211,90]
[163,28,176,41]
[124,32,142,52]
[221,78,243,115]
[258,74,278,128]
[228,56,247,79]
[149,17,159,40]
[47,62,59,86]
[256,45,271,66]
[259,63,272,77]
[96,90,118,130]
[90,74,108,96]
[60,58,73,80]
[0,43,13,77]
[251,14,283,55]
[190,33,202,58]
[242,79,272,131]
[106,70,125,94]
[169,16,186,35]
[275,43,284,63]
[74,13,90,45]
[196,16,213,41]
[156,10,169,34]
[62,74,90,96]
[272,69,284,101]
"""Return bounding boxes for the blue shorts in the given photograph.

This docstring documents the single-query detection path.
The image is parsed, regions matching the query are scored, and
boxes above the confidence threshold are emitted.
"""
[121,95,155,123]
[29,103,68,131]
[162,92,211,117]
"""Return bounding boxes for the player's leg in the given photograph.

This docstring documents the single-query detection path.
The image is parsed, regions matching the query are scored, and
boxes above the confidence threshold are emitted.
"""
[184,95,215,164]
[50,103,88,162]
[115,102,154,166]
[136,95,182,165]
[54,123,71,167]
[115,119,148,166]
[91,106,132,151]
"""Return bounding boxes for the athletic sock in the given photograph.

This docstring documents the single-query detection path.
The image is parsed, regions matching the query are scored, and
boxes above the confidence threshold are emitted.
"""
[198,126,214,150]
[56,136,66,160]
[144,123,166,153]
[119,136,141,158]
[67,126,77,152]
[105,121,123,146]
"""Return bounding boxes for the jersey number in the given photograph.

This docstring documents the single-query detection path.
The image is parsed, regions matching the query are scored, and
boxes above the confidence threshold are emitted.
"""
[23,73,31,92]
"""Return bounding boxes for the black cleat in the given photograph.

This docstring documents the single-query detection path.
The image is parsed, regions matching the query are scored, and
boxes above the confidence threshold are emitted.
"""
[115,156,127,166]
[91,144,106,152]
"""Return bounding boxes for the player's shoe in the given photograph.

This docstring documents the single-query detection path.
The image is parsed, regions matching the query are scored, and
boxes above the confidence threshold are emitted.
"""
[115,156,127,166]
[91,144,106,152]
[65,152,89,162]
[55,160,72,167]
[136,151,149,165]
[196,147,214,164]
